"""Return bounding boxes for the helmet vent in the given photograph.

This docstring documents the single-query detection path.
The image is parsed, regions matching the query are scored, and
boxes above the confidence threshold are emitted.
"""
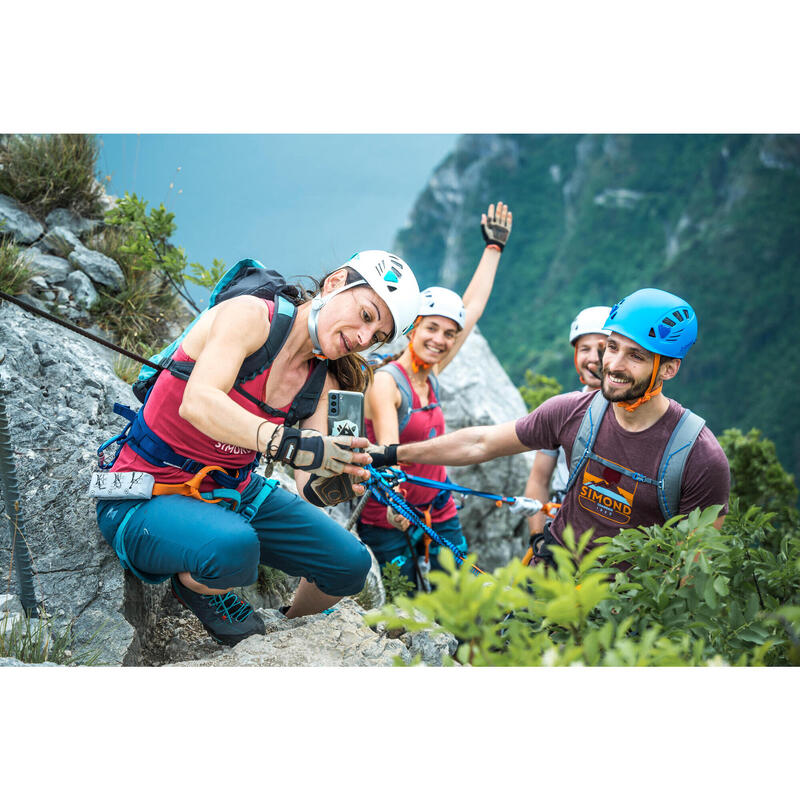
[648,327,657,338]
[661,317,676,328]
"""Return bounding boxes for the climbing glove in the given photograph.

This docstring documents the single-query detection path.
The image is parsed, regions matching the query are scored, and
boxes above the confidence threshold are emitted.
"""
[268,426,361,476]
[302,473,361,507]
[480,201,512,251]
[508,496,543,516]
[365,443,399,468]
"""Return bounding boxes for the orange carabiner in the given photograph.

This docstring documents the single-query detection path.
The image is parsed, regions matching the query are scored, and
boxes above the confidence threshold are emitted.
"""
[152,465,233,504]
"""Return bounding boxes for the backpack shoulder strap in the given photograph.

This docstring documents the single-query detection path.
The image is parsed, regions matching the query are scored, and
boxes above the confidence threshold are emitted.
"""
[235,294,297,383]
[378,362,414,434]
[565,392,609,494]
[428,370,440,403]
[657,409,706,519]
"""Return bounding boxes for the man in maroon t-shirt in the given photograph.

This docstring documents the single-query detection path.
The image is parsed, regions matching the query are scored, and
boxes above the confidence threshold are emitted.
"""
[368,288,730,563]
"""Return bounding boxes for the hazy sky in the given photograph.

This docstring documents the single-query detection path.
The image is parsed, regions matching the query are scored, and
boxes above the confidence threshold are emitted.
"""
[97,134,458,301]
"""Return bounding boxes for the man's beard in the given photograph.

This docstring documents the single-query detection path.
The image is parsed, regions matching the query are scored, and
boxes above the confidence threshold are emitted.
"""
[601,369,653,403]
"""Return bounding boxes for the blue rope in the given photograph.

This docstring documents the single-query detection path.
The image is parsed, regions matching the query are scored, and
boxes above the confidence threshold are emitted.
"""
[380,466,516,504]
[365,466,483,576]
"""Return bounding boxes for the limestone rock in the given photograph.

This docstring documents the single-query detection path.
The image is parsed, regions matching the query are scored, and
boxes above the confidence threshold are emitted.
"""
[21,249,72,284]
[167,600,411,667]
[62,269,99,309]
[0,194,44,244]
[40,226,81,256]
[44,208,100,236]
[68,245,125,290]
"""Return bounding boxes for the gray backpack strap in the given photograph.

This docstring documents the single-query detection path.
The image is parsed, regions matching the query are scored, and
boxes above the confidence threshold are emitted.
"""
[378,362,414,434]
[565,392,609,494]
[657,409,705,519]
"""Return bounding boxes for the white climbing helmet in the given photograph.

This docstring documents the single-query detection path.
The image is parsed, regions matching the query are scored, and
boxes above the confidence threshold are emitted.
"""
[308,250,421,355]
[418,286,466,330]
[569,305,612,345]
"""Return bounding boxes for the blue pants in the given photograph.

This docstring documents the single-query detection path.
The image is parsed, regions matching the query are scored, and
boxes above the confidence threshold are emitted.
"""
[357,514,467,593]
[96,474,372,597]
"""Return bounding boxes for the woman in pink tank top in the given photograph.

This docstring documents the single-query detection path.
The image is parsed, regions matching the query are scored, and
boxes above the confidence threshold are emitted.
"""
[358,203,512,592]
[95,251,421,647]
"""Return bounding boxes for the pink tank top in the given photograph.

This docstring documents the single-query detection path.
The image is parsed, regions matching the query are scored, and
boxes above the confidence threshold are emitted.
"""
[113,299,305,492]
[360,361,457,528]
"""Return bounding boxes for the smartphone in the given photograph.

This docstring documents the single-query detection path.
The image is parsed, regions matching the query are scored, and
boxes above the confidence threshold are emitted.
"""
[327,391,364,446]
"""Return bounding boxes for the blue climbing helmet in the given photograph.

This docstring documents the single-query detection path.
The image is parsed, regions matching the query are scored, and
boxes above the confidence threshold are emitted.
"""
[604,288,697,359]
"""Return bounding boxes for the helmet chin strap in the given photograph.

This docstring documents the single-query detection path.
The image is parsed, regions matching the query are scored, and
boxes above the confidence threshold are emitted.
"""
[406,318,433,373]
[616,354,662,412]
[307,279,366,358]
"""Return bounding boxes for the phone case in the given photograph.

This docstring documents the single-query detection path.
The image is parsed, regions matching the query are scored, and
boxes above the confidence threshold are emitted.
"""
[327,391,364,439]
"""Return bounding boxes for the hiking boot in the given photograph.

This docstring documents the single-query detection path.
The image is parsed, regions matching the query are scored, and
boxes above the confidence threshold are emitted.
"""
[170,576,265,646]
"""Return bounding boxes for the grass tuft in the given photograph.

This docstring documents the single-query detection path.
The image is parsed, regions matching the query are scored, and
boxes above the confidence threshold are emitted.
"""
[0,134,104,220]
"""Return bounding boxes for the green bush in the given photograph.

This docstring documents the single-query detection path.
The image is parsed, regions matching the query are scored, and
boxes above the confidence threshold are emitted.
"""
[89,192,214,369]
[0,134,104,219]
[519,370,562,412]
[0,234,35,295]
[0,613,104,666]
[720,427,799,536]
[368,508,799,666]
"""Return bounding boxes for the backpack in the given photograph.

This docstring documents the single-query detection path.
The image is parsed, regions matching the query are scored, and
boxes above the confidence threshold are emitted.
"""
[131,258,327,425]
[564,391,706,520]
[377,361,440,434]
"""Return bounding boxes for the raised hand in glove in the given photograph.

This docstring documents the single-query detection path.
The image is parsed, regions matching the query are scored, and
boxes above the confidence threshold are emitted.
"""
[507,496,543,517]
[268,426,370,477]
[481,201,512,251]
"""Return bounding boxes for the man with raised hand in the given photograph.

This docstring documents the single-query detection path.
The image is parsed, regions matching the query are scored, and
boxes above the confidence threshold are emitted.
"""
[368,288,730,566]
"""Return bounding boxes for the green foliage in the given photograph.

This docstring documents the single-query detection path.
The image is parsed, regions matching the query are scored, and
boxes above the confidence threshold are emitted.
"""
[0,233,35,295]
[185,258,228,290]
[0,134,104,219]
[380,561,415,603]
[89,192,220,371]
[368,507,799,666]
[518,369,562,412]
[720,428,799,535]
[0,613,103,666]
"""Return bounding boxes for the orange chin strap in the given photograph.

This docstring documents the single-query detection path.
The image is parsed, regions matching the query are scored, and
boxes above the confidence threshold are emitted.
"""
[616,354,662,412]
[407,317,433,373]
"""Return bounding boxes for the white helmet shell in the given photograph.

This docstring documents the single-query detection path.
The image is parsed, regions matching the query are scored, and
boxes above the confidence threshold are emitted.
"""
[308,250,420,355]
[569,305,612,345]
[418,286,466,330]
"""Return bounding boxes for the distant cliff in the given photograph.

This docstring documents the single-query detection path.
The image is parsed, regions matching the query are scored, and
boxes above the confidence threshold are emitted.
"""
[394,134,800,478]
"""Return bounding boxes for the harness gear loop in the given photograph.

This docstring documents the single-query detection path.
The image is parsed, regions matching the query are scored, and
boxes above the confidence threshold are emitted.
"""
[616,353,663,412]
[152,465,241,510]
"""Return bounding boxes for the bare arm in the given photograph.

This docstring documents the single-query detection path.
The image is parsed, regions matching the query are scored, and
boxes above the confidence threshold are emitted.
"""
[524,451,556,535]
[397,420,527,466]
[437,202,511,373]
[364,370,401,445]
[179,296,283,452]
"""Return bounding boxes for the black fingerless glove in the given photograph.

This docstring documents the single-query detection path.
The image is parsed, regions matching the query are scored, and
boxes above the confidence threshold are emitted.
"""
[366,443,399,469]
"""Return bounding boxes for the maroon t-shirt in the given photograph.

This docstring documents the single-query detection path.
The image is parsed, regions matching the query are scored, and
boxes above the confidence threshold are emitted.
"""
[515,391,730,547]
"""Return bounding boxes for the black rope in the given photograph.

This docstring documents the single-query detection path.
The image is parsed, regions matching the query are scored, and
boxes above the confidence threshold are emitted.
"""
[0,289,160,370]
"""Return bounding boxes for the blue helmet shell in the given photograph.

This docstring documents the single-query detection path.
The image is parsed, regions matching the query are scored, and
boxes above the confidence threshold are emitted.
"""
[604,288,697,358]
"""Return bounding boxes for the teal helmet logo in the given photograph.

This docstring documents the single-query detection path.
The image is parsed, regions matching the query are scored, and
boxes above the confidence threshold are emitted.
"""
[605,288,697,358]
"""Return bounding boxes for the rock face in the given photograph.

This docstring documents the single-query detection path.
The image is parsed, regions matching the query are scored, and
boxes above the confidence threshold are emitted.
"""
[0,194,44,243]
[437,327,534,569]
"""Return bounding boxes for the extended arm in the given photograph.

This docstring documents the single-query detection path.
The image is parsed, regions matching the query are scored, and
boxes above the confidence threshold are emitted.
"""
[395,420,527,466]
